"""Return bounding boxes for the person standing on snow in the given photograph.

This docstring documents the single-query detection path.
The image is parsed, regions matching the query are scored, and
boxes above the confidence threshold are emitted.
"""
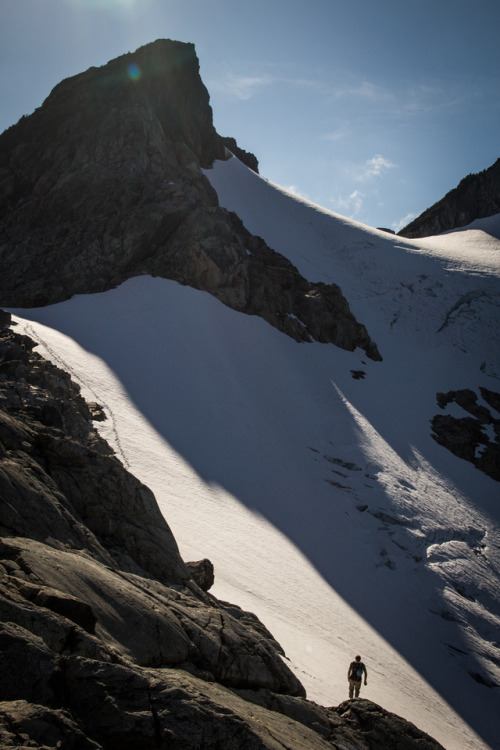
[348,655,367,699]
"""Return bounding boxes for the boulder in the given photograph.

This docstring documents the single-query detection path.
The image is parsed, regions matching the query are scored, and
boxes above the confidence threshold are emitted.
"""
[186,558,215,591]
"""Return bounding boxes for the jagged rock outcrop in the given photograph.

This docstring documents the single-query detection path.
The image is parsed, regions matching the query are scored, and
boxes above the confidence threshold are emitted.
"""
[399,157,500,238]
[0,39,380,360]
[431,387,500,481]
[141,205,381,356]
[221,136,259,173]
[0,324,444,748]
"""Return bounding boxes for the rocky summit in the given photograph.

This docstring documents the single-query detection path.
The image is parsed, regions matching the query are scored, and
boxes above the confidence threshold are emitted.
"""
[0,39,379,360]
[0,320,444,748]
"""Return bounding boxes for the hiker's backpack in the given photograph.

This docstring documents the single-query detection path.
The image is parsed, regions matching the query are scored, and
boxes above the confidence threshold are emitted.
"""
[351,662,364,680]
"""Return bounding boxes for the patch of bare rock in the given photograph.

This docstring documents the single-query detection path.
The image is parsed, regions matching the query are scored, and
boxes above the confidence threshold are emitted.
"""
[432,387,500,481]
[0,323,442,746]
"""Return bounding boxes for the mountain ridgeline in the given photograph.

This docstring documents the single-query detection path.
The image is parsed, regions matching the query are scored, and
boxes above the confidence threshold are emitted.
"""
[399,157,500,238]
[0,39,379,360]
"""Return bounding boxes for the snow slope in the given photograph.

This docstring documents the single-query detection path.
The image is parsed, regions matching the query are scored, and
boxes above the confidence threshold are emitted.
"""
[8,157,500,750]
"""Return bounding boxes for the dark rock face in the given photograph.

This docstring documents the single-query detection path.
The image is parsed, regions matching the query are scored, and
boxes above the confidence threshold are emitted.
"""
[0,325,444,748]
[143,205,381,356]
[0,39,225,306]
[0,39,380,360]
[431,388,500,481]
[399,158,500,238]
[222,136,259,173]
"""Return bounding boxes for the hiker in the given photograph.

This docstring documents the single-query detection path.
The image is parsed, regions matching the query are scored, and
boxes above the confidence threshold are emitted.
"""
[348,655,367,699]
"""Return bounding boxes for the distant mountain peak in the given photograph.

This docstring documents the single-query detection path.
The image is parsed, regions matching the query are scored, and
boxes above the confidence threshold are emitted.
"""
[398,157,500,238]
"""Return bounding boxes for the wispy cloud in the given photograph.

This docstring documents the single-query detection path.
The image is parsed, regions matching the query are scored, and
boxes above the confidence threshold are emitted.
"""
[328,81,394,103]
[284,184,310,200]
[392,212,417,233]
[210,68,395,106]
[210,73,275,100]
[320,124,350,142]
[330,189,365,219]
[391,82,479,118]
[356,154,397,181]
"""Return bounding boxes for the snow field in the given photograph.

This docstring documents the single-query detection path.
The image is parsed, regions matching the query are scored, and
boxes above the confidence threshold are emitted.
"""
[8,158,500,749]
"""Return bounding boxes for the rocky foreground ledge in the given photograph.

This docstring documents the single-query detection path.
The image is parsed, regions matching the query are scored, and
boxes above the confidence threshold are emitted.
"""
[0,321,443,749]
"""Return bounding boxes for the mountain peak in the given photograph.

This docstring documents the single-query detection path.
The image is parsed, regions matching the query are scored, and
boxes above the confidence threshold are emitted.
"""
[34,38,223,169]
[0,40,379,359]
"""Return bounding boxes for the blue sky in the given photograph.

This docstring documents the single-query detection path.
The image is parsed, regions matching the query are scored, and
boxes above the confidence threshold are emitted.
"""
[1,0,499,231]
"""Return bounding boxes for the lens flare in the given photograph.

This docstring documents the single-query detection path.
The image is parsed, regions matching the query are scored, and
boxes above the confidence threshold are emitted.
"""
[127,62,141,81]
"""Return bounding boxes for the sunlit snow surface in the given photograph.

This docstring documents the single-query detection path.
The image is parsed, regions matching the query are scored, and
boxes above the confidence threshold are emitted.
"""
[9,157,500,750]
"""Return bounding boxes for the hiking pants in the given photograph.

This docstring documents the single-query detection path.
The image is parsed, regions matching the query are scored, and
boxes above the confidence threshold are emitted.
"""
[349,678,362,699]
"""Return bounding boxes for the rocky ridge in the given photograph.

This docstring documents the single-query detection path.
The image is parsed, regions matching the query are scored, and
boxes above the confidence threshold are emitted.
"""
[0,39,380,360]
[0,320,444,748]
[399,157,500,238]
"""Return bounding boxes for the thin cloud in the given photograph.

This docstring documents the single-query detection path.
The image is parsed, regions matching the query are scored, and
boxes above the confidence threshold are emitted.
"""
[328,81,394,103]
[331,189,365,218]
[210,73,275,100]
[320,124,350,142]
[357,154,397,181]
[284,184,310,201]
[393,212,417,233]
[393,83,479,117]
[211,70,326,100]
[211,68,395,107]
[285,76,393,105]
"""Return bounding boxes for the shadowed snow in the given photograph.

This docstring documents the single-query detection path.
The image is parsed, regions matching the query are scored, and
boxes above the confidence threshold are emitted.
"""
[9,158,500,750]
